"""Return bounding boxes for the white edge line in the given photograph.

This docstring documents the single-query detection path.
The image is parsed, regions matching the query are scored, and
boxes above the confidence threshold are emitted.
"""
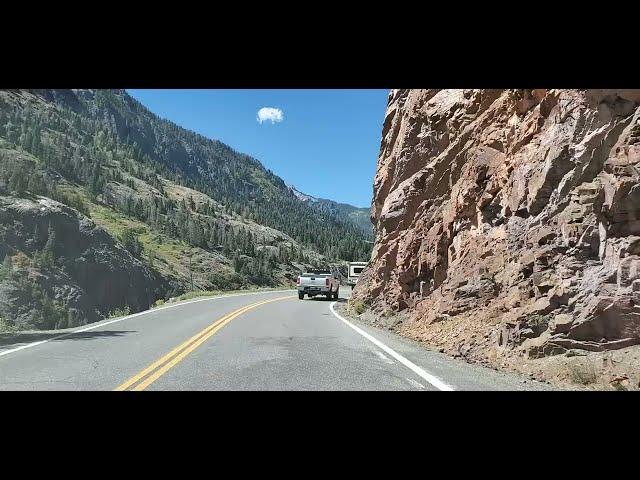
[406,377,426,390]
[329,302,455,391]
[0,289,295,358]
[374,350,392,362]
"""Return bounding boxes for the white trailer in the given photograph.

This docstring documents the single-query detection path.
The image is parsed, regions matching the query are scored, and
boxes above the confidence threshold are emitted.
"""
[347,262,367,287]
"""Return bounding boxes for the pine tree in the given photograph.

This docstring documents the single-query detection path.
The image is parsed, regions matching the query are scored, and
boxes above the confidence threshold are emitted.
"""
[147,248,157,269]
[9,169,28,195]
[33,223,42,248]
[0,255,12,281]
[42,223,57,266]
[120,228,143,257]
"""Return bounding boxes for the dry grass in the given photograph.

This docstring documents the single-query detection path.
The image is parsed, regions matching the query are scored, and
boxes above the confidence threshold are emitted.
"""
[611,381,628,391]
[107,305,131,319]
[566,359,598,385]
[350,300,368,315]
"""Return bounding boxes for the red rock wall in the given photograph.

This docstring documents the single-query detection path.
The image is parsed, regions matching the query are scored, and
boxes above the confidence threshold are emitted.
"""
[353,89,640,359]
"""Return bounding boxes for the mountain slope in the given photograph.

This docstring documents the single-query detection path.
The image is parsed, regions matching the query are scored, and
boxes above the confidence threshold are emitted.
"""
[0,89,371,331]
[21,89,370,261]
[288,185,373,237]
[0,192,168,329]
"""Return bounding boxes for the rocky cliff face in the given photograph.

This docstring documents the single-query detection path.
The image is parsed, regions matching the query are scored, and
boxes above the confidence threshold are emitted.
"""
[353,89,640,365]
[0,195,169,329]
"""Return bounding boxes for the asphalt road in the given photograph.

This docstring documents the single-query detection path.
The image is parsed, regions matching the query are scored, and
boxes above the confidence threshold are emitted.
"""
[0,288,553,390]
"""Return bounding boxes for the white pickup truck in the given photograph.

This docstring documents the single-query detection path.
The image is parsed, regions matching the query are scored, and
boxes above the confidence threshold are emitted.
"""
[297,271,340,300]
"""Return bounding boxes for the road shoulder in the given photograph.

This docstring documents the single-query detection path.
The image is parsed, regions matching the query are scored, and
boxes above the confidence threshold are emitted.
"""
[0,289,295,354]
[332,301,555,391]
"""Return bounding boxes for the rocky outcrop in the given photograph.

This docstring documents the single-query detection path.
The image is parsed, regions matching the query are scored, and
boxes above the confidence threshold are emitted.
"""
[353,89,640,362]
[0,195,168,329]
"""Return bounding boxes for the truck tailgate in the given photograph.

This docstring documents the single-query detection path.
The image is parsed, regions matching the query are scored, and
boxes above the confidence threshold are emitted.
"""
[300,276,328,288]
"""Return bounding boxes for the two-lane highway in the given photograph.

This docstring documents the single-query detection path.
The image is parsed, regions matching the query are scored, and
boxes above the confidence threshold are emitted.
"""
[0,289,553,390]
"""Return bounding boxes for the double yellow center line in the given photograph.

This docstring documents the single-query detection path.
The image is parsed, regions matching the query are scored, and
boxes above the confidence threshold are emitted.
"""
[115,295,294,391]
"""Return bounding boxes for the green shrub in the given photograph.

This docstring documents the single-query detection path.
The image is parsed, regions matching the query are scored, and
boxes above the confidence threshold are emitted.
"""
[29,284,68,330]
[351,300,367,315]
[147,248,158,269]
[207,270,246,291]
[11,252,31,269]
[108,305,131,318]
[0,255,12,281]
[53,191,91,217]
[0,316,17,333]
[176,290,220,302]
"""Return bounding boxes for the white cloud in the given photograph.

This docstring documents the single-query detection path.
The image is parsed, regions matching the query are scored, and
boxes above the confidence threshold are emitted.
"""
[257,107,284,124]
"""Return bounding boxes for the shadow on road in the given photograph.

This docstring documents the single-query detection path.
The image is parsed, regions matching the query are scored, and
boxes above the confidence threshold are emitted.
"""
[53,330,135,341]
[0,330,136,349]
[306,296,348,303]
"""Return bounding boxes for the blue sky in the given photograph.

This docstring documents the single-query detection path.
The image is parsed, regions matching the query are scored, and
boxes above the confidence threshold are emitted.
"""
[127,89,389,208]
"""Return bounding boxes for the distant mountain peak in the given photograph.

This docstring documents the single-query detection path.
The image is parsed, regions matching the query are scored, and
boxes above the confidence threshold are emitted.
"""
[286,184,372,238]
[287,184,318,203]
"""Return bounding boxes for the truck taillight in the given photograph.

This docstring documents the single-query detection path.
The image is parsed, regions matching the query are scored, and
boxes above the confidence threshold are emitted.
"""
[296,277,300,285]
[325,278,330,286]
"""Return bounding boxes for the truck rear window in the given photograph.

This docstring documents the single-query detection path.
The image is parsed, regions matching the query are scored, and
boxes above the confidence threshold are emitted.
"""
[353,268,364,274]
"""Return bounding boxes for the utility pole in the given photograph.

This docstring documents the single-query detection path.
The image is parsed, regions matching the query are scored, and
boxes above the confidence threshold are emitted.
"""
[184,249,194,292]
[190,253,194,292]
